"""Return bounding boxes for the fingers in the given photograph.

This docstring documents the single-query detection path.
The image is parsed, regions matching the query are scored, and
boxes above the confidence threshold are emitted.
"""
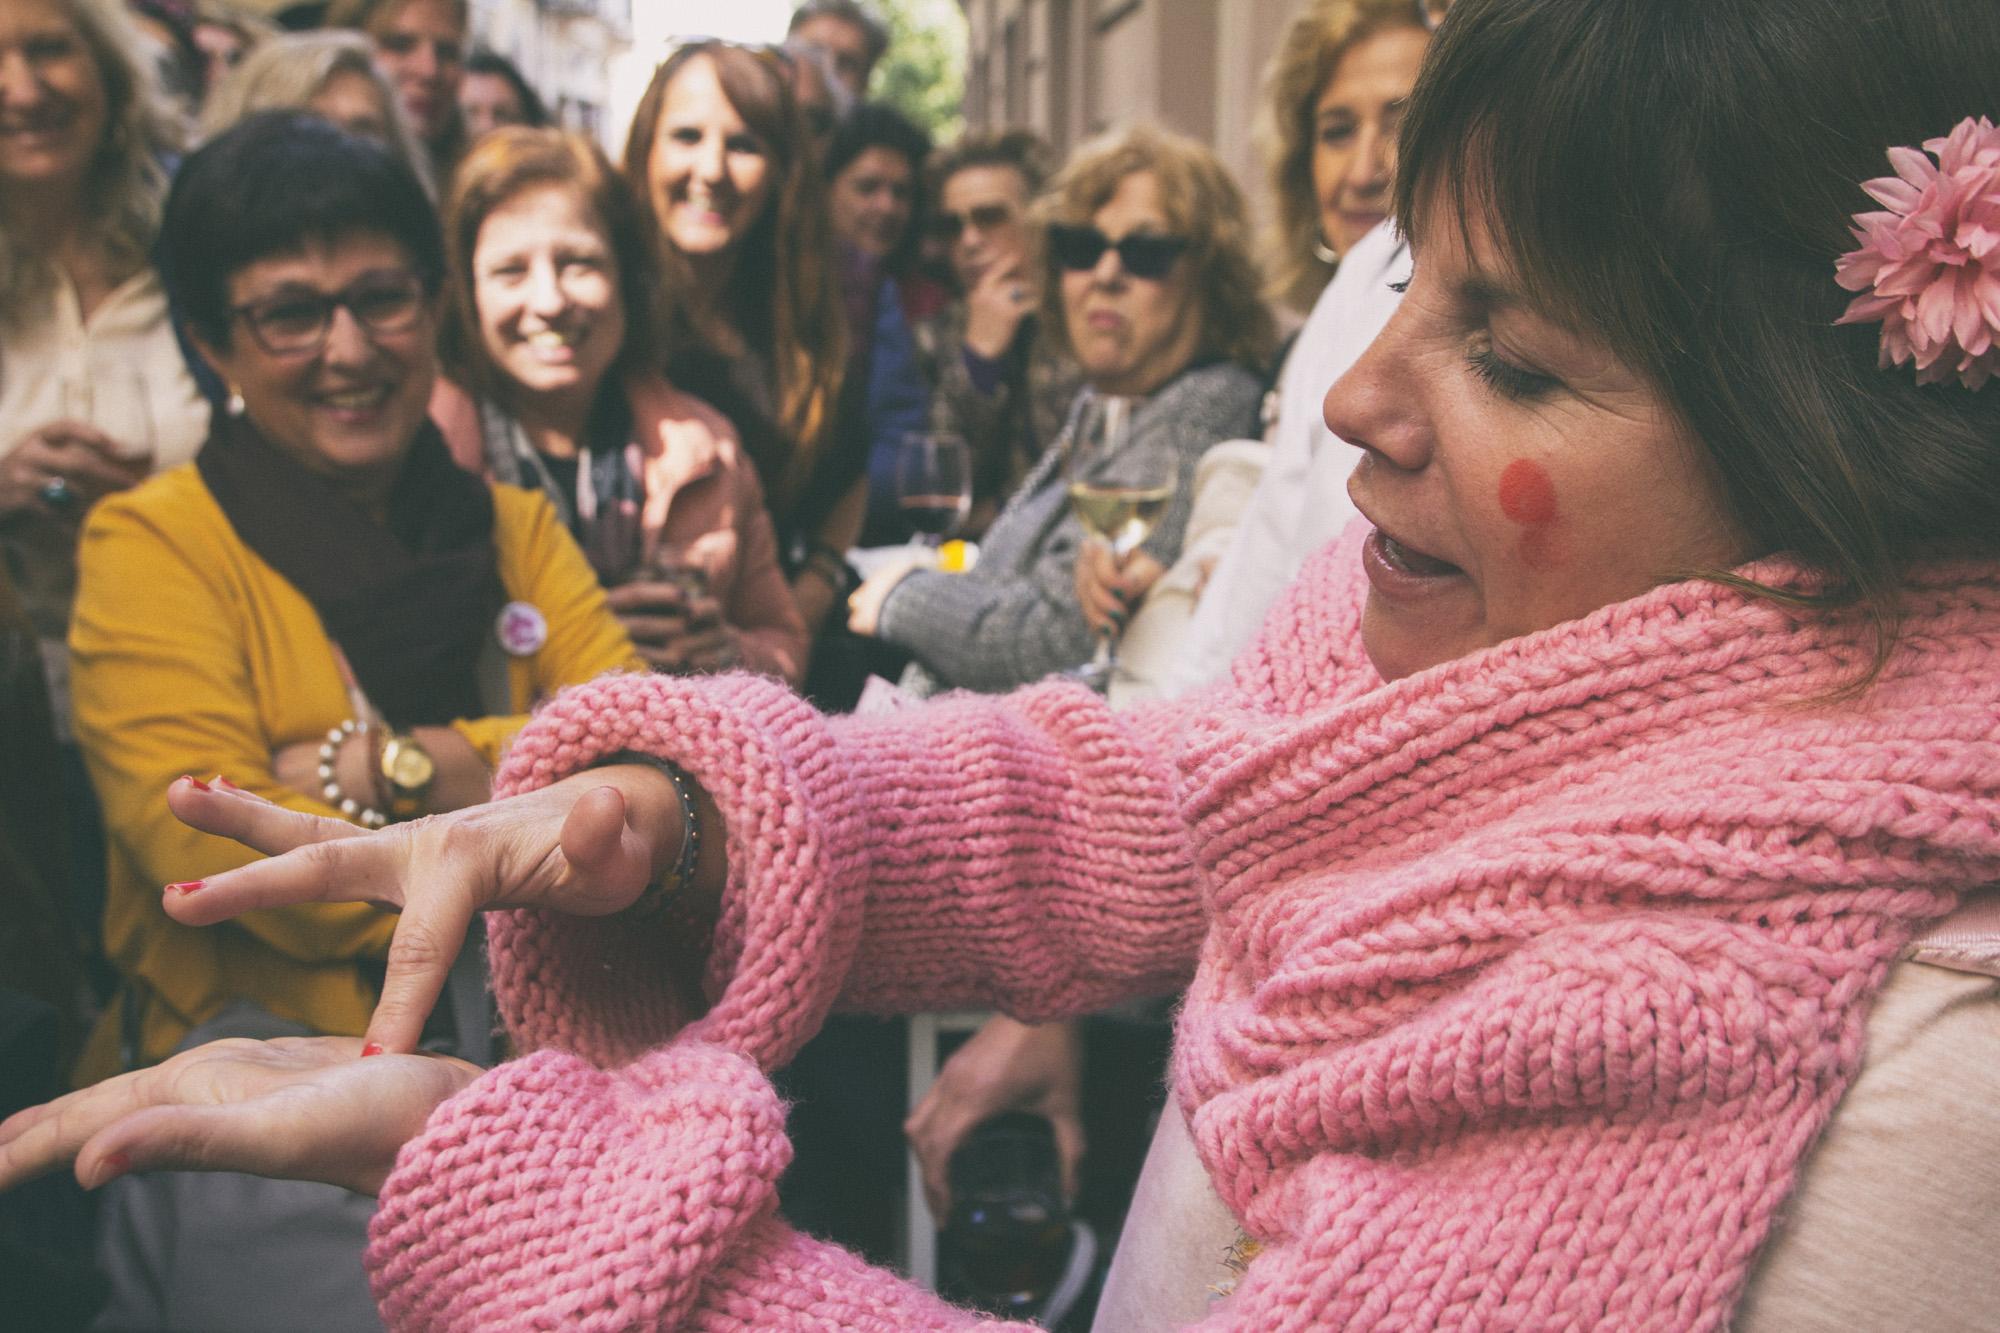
[557,784,656,913]
[360,847,478,1055]
[1050,1111,1086,1203]
[75,1102,272,1189]
[37,427,151,498]
[604,580,690,614]
[617,612,697,645]
[0,1071,152,1191]
[163,779,381,925]
[904,1086,967,1219]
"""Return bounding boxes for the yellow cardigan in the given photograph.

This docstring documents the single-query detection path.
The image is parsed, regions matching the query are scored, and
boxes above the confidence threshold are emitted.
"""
[70,463,643,1085]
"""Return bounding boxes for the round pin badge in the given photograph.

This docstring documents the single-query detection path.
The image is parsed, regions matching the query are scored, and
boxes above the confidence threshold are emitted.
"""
[495,601,548,656]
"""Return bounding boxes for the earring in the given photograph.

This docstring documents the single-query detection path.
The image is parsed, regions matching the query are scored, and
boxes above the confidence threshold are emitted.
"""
[1313,235,1340,265]
[225,385,246,417]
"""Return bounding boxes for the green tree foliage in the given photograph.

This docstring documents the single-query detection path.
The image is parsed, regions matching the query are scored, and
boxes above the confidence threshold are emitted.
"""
[874,0,966,142]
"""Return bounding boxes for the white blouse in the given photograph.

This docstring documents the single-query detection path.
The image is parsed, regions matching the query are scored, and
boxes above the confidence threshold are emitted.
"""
[0,266,209,470]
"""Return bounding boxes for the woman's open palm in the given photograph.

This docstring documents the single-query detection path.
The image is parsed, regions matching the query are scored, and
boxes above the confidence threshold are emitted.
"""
[0,1037,480,1196]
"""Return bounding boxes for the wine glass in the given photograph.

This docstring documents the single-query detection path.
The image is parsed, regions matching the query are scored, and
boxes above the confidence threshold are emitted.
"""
[895,431,972,549]
[1064,394,1173,689]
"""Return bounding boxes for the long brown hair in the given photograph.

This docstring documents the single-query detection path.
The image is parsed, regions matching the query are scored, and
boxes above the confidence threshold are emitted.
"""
[622,42,846,508]
[1399,0,2000,682]
[438,127,662,404]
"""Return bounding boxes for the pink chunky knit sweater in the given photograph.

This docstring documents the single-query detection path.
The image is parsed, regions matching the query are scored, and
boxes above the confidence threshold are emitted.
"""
[366,531,2000,1331]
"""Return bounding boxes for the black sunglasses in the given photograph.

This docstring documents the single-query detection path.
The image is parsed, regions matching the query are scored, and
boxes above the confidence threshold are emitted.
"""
[929,202,1017,242]
[1046,223,1191,280]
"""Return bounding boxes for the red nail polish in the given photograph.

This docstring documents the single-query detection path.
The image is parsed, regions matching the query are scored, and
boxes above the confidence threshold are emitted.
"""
[360,1042,384,1058]
[166,880,205,895]
[184,775,212,792]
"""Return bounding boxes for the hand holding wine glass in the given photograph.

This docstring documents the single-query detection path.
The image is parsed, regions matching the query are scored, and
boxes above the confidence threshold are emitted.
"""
[1064,395,1172,687]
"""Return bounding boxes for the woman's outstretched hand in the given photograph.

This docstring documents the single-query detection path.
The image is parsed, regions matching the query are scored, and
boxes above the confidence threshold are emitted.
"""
[160,766,692,1056]
[0,1037,481,1196]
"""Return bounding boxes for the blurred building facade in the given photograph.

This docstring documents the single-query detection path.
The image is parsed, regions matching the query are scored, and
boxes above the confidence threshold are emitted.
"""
[470,0,631,138]
[959,0,1297,227]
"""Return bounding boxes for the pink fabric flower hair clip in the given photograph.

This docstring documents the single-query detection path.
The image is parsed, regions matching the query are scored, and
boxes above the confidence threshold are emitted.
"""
[1834,115,2000,390]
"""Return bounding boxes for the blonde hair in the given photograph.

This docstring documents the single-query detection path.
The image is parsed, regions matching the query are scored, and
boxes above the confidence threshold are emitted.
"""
[1036,123,1277,374]
[198,31,434,196]
[0,0,184,314]
[1258,0,1427,312]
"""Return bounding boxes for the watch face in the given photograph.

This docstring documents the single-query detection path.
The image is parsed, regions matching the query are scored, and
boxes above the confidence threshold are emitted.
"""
[386,742,436,789]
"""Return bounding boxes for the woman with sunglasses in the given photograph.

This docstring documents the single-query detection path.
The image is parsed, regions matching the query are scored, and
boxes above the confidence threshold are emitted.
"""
[846,125,1275,695]
[911,127,1084,538]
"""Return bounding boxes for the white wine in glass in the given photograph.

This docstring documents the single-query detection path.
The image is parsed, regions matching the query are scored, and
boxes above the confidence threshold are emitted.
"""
[1066,482,1174,558]
[1064,394,1171,688]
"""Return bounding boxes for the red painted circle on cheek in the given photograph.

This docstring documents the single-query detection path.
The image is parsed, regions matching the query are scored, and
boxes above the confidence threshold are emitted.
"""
[1498,459,1557,527]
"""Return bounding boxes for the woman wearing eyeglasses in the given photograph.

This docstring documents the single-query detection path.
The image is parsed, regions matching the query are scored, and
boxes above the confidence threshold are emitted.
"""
[66,113,641,1100]
[911,128,1082,538]
[848,125,1275,695]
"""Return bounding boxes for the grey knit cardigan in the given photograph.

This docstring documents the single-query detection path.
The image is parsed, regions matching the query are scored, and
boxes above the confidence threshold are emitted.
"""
[876,359,1264,694]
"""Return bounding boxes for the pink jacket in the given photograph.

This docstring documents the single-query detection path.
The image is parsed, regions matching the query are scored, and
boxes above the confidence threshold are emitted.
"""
[365,529,2000,1330]
[432,376,808,684]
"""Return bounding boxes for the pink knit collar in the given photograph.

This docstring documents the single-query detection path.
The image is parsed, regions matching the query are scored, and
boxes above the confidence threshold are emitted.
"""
[1166,533,2000,1323]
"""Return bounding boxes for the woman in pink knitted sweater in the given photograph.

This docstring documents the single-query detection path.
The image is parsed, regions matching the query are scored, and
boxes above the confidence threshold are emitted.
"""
[8,1,2000,1328]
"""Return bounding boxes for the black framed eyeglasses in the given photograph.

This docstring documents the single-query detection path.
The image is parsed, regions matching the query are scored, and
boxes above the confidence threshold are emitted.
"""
[930,203,1017,243]
[1046,223,1191,281]
[229,272,428,357]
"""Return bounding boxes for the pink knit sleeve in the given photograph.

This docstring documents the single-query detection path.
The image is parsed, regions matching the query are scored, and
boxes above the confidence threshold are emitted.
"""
[367,1041,1037,1331]
[482,668,1206,1072]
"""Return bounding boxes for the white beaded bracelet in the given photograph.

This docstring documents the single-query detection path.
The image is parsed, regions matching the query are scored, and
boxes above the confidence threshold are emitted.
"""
[319,718,387,829]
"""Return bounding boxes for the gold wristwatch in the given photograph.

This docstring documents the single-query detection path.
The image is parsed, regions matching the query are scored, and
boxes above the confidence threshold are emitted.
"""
[377,731,436,821]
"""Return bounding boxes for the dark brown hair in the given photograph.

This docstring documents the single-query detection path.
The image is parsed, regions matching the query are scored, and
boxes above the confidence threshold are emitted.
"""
[621,43,847,506]
[1399,0,2000,677]
[439,127,661,403]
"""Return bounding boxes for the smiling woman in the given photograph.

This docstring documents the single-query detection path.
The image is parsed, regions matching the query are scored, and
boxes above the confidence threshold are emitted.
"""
[431,127,808,683]
[75,111,641,1086]
[0,0,209,674]
[621,42,859,663]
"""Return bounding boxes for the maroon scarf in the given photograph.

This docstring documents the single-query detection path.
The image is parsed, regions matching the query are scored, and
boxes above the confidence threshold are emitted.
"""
[196,411,504,727]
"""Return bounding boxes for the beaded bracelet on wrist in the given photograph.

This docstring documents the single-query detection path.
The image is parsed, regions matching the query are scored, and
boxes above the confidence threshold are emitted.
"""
[592,750,701,920]
[319,718,387,829]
